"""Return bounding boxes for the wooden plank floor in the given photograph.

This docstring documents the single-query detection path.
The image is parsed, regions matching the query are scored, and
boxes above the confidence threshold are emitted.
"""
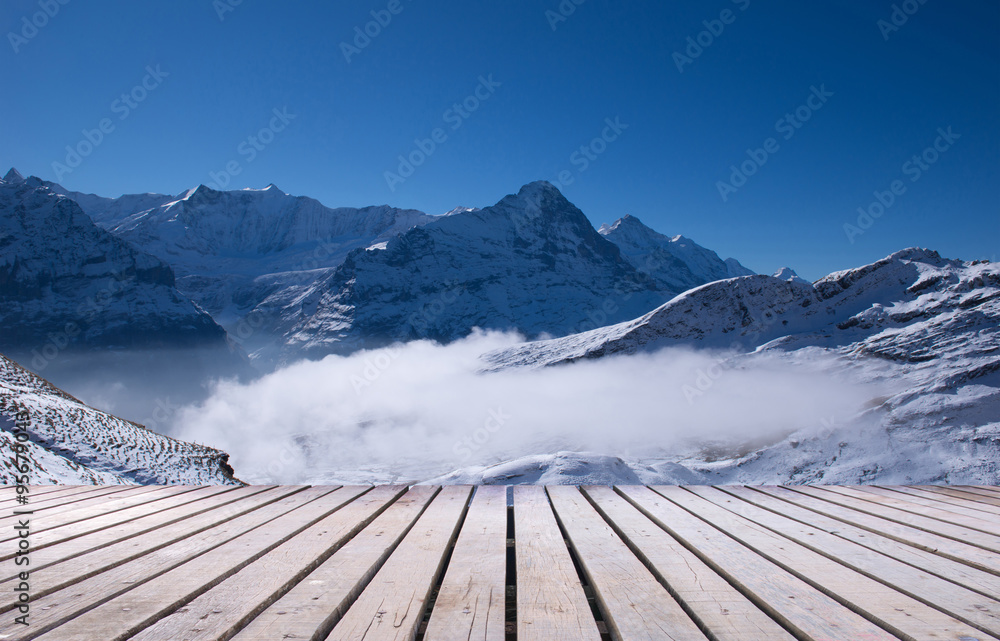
[1,485,998,641]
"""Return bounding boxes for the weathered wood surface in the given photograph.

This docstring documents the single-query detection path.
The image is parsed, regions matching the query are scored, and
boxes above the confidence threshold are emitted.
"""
[423,485,507,641]
[514,485,601,641]
[582,486,797,641]
[0,484,996,640]
[326,485,472,641]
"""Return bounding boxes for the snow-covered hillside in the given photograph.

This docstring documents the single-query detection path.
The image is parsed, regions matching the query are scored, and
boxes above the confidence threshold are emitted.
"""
[465,249,1000,485]
[483,248,997,369]
[0,354,241,484]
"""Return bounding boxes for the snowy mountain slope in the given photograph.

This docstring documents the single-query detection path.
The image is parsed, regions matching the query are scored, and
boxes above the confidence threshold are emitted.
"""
[24,172,176,228]
[483,248,997,370]
[463,249,1000,485]
[0,174,234,354]
[598,214,754,294]
[0,353,241,484]
[280,181,668,358]
[481,275,822,370]
[1,169,24,184]
[0,174,252,425]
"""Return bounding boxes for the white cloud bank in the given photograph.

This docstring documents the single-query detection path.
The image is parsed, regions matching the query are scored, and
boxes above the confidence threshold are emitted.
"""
[170,331,879,484]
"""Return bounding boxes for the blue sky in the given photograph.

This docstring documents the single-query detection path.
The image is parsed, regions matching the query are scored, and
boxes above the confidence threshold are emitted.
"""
[2,0,997,279]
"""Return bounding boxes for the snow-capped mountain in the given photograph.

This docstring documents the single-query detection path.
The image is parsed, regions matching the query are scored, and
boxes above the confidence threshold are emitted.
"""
[101,183,433,351]
[598,214,754,294]
[0,353,240,484]
[280,181,668,358]
[0,173,233,356]
[772,267,810,284]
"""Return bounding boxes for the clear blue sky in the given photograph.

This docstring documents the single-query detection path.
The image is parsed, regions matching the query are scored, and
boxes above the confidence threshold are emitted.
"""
[2,0,997,279]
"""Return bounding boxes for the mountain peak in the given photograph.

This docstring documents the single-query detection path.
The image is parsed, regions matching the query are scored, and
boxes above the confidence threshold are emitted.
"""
[600,214,654,236]
[888,247,943,264]
[772,267,810,284]
[517,180,561,197]
[3,168,25,184]
[188,184,221,200]
[443,206,479,217]
[492,180,592,230]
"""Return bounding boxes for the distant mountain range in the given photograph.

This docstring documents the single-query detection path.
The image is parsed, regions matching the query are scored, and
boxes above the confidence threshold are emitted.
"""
[1,168,753,367]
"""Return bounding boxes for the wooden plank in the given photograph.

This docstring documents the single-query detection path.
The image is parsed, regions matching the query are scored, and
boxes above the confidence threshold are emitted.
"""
[722,486,1000,600]
[0,485,132,522]
[617,486,898,641]
[761,486,1000,576]
[7,484,133,508]
[548,486,708,640]
[326,486,473,641]
[882,485,1000,517]
[0,485,322,640]
[24,484,79,494]
[127,485,408,641]
[827,486,1000,537]
[1,485,116,506]
[3,486,213,550]
[0,484,160,526]
[582,486,800,641]
[688,486,1000,636]
[0,484,80,502]
[17,485,78,497]
[962,485,1000,496]
[655,486,989,641]
[513,485,601,641]
[0,485,199,553]
[423,485,507,641]
[0,485,91,510]
[796,485,1000,554]
[231,485,439,641]
[29,486,367,641]
[919,485,1000,508]
[0,485,278,602]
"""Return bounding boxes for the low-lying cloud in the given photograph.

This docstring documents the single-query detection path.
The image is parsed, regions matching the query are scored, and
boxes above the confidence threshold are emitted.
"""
[170,331,878,484]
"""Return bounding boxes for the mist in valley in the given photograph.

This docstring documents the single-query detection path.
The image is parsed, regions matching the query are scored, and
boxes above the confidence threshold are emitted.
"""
[101,331,887,484]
